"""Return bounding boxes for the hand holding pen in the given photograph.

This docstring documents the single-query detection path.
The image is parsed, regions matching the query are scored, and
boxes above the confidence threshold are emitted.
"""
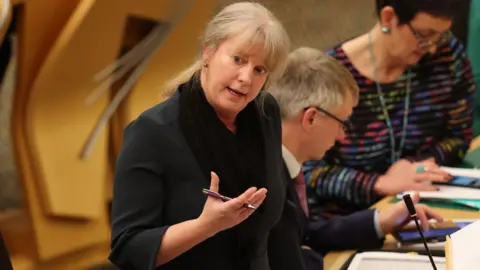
[196,172,268,235]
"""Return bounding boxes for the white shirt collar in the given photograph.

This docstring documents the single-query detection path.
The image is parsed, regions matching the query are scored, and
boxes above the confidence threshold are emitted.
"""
[282,145,302,179]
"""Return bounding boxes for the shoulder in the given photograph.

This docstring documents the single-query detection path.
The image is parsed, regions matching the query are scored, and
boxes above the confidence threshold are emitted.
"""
[257,92,281,126]
[122,92,182,149]
[260,91,280,114]
[136,91,181,127]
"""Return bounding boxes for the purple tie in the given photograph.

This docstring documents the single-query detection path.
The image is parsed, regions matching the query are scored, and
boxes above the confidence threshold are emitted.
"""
[294,170,309,216]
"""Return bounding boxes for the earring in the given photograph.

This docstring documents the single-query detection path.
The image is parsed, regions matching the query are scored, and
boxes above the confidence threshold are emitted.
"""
[381,27,391,34]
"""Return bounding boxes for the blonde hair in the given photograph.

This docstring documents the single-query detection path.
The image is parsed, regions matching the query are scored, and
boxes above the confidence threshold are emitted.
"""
[267,47,359,119]
[163,2,290,96]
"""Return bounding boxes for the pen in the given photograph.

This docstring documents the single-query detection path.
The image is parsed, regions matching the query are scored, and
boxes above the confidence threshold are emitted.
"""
[202,188,257,210]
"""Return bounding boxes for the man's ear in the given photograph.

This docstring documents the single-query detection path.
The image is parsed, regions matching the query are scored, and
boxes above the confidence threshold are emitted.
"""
[301,108,317,130]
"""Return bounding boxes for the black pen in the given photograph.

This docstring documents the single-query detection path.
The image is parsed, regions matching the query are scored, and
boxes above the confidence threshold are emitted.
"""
[202,188,257,210]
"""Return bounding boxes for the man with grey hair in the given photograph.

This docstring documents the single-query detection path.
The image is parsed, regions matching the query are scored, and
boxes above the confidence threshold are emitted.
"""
[267,47,443,270]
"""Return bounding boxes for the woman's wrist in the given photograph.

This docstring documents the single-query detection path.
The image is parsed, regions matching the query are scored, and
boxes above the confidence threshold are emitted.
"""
[194,217,219,238]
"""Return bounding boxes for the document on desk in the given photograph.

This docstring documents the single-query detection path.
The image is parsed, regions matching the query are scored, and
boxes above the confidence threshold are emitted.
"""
[449,220,480,270]
[346,252,446,270]
[401,185,480,200]
[440,167,480,178]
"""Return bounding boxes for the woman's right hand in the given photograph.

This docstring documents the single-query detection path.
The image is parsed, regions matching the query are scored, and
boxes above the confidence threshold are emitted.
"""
[197,172,268,236]
[374,159,445,195]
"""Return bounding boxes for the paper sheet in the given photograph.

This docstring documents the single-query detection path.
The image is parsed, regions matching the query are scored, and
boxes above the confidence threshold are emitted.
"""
[400,185,480,200]
[450,220,480,270]
[440,167,480,178]
[346,252,446,270]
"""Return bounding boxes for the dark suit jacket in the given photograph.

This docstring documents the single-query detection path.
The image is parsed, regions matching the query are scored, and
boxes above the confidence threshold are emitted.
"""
[268,166,384,270]
[109,91,287,270]
[0,232,12,270]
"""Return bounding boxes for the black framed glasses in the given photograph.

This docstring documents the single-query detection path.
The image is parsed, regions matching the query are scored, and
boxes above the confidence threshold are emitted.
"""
[406,23,453,50]
[304,106,351,132]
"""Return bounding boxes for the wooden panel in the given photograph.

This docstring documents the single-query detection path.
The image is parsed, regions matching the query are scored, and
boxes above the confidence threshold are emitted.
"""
[124,0,215,123]
[25,0,122,219]
[12,0,109,262]
[109,0,215,158]
[11,0,216,263]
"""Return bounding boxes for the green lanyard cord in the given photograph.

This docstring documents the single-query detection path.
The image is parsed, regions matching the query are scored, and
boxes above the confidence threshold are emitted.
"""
[368,31,412,164]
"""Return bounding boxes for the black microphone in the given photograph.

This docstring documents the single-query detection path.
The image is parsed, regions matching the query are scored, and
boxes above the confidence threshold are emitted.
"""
[402,194,438,270]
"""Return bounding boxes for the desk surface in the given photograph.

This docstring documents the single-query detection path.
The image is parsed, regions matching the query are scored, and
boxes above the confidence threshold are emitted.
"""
[324,137,480,269]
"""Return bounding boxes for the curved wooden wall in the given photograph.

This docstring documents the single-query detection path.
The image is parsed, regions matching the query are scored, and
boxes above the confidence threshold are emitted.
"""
[6,0,215,268]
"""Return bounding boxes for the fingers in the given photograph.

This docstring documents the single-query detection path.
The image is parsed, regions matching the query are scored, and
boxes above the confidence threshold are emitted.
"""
[414,171,450,182]
[210,172,220,192]
[248,188,268,208]
[225,187,258,209]
[410,183,439,192]
[415,204,444,231]
[410,192,420,203]
[238,189,268,219]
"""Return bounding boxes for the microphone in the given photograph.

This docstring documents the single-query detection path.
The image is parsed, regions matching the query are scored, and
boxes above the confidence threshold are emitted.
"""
[402,194,438,270]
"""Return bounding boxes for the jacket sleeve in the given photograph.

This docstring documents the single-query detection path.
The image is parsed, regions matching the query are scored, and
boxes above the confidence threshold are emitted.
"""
[109,116,169,270]
[303,160,382,211]
[306,209,384,255]
[268,200,307,270]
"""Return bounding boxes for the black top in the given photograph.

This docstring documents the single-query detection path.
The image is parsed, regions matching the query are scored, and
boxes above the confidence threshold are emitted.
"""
[109,85,287,270]
[0,232,12,270]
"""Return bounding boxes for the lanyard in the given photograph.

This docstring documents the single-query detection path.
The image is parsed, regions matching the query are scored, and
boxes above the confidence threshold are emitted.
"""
[368,31,412,163]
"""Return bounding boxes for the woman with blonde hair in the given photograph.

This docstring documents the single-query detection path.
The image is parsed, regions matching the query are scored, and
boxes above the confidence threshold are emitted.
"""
[109,2,291,269]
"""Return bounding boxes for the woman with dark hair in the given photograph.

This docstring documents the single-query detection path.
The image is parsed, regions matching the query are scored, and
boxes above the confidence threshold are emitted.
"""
[304,0,476,216]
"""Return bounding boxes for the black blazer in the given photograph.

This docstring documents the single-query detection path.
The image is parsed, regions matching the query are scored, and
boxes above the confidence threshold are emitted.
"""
[109,91,287,270]
[268,165,384,270]
[0,232,12,270]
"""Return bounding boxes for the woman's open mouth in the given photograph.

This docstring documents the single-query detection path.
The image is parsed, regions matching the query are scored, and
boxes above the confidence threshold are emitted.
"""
[227,87,246,97]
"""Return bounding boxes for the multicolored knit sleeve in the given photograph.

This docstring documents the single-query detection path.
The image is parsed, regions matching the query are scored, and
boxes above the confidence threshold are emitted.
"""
[416,42,475,165]
[303,159,381,210]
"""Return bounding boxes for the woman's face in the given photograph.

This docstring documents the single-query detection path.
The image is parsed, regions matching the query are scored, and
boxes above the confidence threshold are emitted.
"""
[201,36,269,119]
[387,12,453,65]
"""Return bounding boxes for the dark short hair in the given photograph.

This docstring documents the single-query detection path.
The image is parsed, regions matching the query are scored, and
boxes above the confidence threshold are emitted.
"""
[376,0,460,24]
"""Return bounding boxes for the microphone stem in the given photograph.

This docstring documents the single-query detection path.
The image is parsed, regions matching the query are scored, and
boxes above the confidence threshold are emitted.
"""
[413,217,438,270]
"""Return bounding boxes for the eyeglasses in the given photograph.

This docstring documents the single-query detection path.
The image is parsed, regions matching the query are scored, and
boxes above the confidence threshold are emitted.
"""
[304,106,351,132]
[406,23,453,50]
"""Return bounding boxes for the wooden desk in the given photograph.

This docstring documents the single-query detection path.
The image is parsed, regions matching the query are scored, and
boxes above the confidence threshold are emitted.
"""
[324,196,480,269]
[324,137,480,269]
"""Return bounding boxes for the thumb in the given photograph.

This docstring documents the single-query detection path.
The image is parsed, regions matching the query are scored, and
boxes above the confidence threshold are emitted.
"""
[210,172,220,192]
[410,192,421,203]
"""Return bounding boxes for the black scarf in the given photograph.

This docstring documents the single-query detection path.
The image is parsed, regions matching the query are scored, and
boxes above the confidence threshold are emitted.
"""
[178,76,267,266]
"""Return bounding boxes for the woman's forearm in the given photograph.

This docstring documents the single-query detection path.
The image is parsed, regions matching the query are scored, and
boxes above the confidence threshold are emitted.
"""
[156,218,216,266]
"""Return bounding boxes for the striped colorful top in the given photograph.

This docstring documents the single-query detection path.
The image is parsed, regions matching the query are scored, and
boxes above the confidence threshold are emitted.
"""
[303,37,476,216]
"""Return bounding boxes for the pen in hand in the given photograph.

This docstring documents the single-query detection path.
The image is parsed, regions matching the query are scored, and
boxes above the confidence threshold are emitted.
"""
[202,188,257,210]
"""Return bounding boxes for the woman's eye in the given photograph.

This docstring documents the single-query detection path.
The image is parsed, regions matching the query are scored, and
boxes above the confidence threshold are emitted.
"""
[233,56,242,64]
[255,67,266,74]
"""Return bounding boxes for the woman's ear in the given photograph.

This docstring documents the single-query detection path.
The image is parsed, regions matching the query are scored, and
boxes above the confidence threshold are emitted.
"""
[202,46,214,66]
[379,6,398,30]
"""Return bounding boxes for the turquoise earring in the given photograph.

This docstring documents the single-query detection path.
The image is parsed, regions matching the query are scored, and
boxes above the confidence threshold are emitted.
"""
[381,27,391,34]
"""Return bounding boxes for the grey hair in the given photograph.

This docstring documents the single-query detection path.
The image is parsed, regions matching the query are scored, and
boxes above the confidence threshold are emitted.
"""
[266,47,359,119]
[163,2,290,96]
